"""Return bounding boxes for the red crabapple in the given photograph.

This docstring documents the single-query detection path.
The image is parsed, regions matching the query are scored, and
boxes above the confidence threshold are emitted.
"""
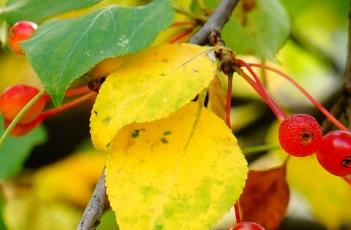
[8,21,37,54]
[279,114,322,157]
[317,130,351,176]
[0,85,47,124]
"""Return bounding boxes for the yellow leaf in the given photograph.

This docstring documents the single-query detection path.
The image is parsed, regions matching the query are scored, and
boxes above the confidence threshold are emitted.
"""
[4,194,80,230]
[90,44,216,150]
[88,55,131,79]
[286,156,351,229]
[3,182,80,230]
[32,151,105,207]
[208,75,226,120]
[0,53,42,91]
[106,102,248,230]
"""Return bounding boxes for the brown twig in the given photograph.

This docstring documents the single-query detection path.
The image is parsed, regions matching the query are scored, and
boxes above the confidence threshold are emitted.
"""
[77,0,241,229]
[77,170,106,230]
[189,0,240,45]
[321,1,351,132]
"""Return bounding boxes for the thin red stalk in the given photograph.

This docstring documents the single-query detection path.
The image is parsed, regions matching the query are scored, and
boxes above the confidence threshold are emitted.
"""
[234,67,286,121]
[65,85,91,97]
[226,75,233,126]
[169,29,193,44]
[249,63,348,131]
[234,203,241,223]
[225,74,241,223]
[236,59,286,121]
[171,21,196,27]
[42,85,91,101]
[41,92,96,119]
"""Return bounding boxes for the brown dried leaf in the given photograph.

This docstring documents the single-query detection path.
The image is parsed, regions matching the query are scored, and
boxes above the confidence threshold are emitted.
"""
[239,163,289,230]
[208,75,226,120]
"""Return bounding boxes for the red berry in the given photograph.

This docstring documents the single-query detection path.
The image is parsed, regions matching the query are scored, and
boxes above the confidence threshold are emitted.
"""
[230,222,265,230]
[4,117,43,136]
[278,114,322,157]
[316,130,351,176]
[0,85,47,124]
[8,21,37,54]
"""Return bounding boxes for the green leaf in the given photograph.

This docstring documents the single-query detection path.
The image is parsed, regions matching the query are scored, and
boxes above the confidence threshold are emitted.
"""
[0,116,47,181]
[22,0,174,106]
[0,194,6,230]
[1,0,102,24]
[222,0,290,59]
[97,210,119,230]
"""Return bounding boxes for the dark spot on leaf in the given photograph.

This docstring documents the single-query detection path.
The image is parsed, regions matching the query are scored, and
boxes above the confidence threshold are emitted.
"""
[160,137,168,144]
[106,142,111,148]
[160,73,166,76]
[161,58,168,63]
[239,0,256,26]
[93,110,98,115]
[163,130,171,136]
[103,117,111,125]
[131,129,140,138]
[242,0,256,12]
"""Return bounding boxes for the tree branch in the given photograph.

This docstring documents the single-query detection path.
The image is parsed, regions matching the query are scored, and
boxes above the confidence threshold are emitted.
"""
[78,0,241,229]
[77,170,106,230]
[189,0,240,45]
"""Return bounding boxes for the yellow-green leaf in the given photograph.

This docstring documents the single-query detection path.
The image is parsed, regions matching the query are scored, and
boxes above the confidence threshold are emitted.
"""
[90,44,216,150]
[106,102,248,230]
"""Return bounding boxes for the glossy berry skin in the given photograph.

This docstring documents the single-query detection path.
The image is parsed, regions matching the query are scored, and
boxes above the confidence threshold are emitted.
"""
[8,21,37,54]
[230,222,265,230]
[316,130,351,176]
[4,117,42,136]
[279,114,322,157]
[0,85,47,124]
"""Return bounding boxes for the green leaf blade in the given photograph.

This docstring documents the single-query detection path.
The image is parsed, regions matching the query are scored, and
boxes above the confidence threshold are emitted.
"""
[2,0,102,24]
[0,116,47,181]
[22,0,174,106]
[222,0,290,59]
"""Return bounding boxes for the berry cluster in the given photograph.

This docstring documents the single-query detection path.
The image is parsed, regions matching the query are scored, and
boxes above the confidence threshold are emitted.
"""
[279,114,351,176]
[0,21,96,139]
[0,84,94,137]
[231,59,351,177]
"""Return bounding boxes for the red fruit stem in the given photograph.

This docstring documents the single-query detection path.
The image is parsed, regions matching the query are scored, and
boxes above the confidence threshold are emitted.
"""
[236,59,286,121]
[234,66,286,121]
[234,203,241,223]
[225,74,242,223]
[171,21,196,27]
[40,92,96,119]
[41,85,91,101]
[169,28,194,44]
[226,75,233,126]
[248,63,349,131]
[65,85,91,97]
